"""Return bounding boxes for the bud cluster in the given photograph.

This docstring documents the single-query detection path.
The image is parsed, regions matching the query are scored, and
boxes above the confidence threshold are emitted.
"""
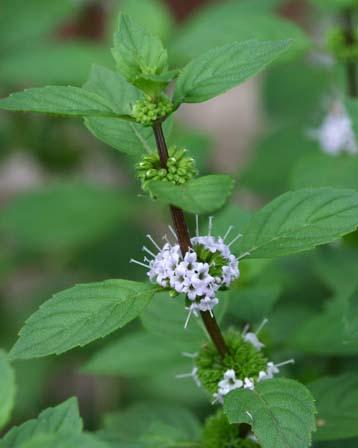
[327,28,358,63]
[201,410,260,448]
[132,95,173,126]
[136,146,197,191]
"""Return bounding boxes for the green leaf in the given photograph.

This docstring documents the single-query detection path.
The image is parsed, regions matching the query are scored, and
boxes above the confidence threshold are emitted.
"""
[310,374,358,441]
[83,65,142,115]
[238,188,358,259]
[0,86,117,117]
[83,331,182,376]
[9,280,157,360]
[0,183,131,252]
[147,175,235,214]
[344,288,358,342]
[0,398,82,448]
[173,39,290,105]
[309,0,358,11]
[0,351,15,431]
[16,433,109,448]
[112,14,168,84]
[345,98,358,136]
[224,378,316,448]
[170,2,309,66]
[291,153,358,191]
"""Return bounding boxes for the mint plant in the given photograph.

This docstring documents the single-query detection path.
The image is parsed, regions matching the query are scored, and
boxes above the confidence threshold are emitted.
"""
[2,5,358,447]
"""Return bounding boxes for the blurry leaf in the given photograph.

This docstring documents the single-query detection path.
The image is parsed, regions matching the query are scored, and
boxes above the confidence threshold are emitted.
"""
[173,40,290,104]
[18,433,109,448]
[112,14,168,83]
[310,374,358,441]
[83,331,182,376]
[291,153,358,190]
[99,402,200,447]
[84,65,142,115]
[238,188,358,259]
[171,2,310,65]
[147,175,235,214]
[292,297,358,356]
[241,127,318,198]
[344,288,358,342]
[0,184,131,252]
[0,43,112,87]
[0,87,117,117]
[0,398,82,447]
[0,351,15,431]
[344,98,358,136]
[119,0,174,42]
[0,0,77,51]
[10,281,157,359]
[309,0,358,10]
[141,292,204,349]
[224,379,316,448]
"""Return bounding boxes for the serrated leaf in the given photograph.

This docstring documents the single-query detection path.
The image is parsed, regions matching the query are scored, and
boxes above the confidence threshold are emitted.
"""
[0,183,132,252]
[0,86,117,117]
[238,188,358,259]
[85,114,173,157]
[83,331,182,376]
[112,14,168,83]
[170,2,309,65]
[224,378,316,448]
[0,398,82,448]
[83,65,142,115]
[18,433,109,448]
[0,351,15,431]
[147,175,235,214]
[10,280,157,360]
[173,39,290,104]
[291,153,358,190]
[310,374,358,441]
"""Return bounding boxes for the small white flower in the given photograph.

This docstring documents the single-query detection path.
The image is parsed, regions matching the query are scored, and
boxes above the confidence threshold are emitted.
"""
[218,369,243,395]
[243,332,265,350]
[310,101,358,156]
[243,377,255,390]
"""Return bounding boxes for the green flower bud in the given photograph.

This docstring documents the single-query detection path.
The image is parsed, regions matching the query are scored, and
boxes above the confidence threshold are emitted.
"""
[202,410,260,448]
[131,95,174,126]
[196,329,268,395]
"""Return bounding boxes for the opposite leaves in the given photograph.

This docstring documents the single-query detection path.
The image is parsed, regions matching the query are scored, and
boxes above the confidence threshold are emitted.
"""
[0,351,15,431]
[224,378,316,448]
[174,39,291,105]
[10,280,157,360]
[238,188,358,258]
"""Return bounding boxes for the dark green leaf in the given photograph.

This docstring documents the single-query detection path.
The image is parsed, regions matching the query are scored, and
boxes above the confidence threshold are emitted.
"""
[10,281,157,359]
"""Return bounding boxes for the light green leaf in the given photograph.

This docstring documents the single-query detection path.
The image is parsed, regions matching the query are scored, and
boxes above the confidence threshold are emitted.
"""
[0,351,15,431]
[224,379,316,448]
[10,280,157,360]
[83,65,142,115]
[170,2,309,66]
[0,398,82,448]
[112,14,168,83]
[16,433,109,448]
[147,175,235,214]
[85,115,172,157]
[310,374,358,441]
[0,183,132,252]
[174,39,290,105]
[83,331,182,376]
[0,86,117,117]
[238,188,358,259]
[0,43,111,87]
[291,153,358,190]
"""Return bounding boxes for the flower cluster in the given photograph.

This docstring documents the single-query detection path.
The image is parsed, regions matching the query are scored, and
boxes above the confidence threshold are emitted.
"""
[201,410,260,448]
[179,327,294,405]
[133,223,240,324]
[136,146,197,192]
[311,101,357,155]
[131,95,173,126]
